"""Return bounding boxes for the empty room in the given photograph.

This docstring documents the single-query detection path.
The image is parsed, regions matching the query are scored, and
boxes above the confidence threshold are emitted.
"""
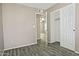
[0,3,79,56]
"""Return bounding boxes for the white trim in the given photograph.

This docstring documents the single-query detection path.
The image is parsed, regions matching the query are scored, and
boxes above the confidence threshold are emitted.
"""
[35,13,42,42]
[45,12,48,45]
[35,13,38,41]
[4,42,37,51]
[73,3,76,51]
[75,51,79,54]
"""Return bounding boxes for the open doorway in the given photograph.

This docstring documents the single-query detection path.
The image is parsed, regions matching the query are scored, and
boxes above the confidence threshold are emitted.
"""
[50,10,60,45]
[35,12,48,47]
[54,11,60,44]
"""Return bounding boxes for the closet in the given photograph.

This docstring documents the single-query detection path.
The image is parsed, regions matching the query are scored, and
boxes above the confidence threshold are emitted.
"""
[50,10,60,43]
[50,4,75,51]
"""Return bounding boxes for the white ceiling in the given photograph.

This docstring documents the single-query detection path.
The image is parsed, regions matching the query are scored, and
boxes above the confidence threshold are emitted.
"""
[20,3,56,10]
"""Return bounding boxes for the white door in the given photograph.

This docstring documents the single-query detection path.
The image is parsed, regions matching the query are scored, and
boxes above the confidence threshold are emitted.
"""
[60,4,75,51]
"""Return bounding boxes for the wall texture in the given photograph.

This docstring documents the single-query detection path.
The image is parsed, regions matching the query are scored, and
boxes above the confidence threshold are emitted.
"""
[0,4,4,51]
[2,4,37,50]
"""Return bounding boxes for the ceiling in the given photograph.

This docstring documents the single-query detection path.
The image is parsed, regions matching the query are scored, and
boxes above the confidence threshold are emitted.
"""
[20,3,56,10]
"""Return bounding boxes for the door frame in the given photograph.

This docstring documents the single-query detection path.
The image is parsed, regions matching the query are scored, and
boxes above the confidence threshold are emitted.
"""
[35,12,48,44]
[35,13,41,41]
[50,9,61,43]
[60,4,75,51]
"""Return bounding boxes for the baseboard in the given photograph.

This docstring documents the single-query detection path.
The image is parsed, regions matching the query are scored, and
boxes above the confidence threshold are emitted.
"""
[48,41,59,43]
[75,51,79,54]
[4,42,37,51]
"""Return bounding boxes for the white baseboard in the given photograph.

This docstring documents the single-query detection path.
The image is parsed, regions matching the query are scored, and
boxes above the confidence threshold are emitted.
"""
[75,51,79,54]
[48,41,58,43]
[4,42,37,51]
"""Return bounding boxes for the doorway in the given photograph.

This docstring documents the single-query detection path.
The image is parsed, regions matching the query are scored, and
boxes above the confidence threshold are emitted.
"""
[50,10,60,44]
[35,12,48,47]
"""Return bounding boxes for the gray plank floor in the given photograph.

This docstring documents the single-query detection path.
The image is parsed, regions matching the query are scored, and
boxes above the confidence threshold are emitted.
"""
[3,42,79,56]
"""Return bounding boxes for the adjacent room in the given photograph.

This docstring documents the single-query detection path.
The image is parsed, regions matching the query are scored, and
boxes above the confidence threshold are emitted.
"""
[0,3,79,56]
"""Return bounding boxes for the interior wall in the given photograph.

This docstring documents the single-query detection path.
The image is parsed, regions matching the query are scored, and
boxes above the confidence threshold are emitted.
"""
[46,3,70,43]
[2,4,37,50]
[75,4,79,52]
[0,4,4,51]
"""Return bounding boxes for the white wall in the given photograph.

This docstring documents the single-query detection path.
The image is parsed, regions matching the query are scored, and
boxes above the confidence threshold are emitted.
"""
[2,4,37,50]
